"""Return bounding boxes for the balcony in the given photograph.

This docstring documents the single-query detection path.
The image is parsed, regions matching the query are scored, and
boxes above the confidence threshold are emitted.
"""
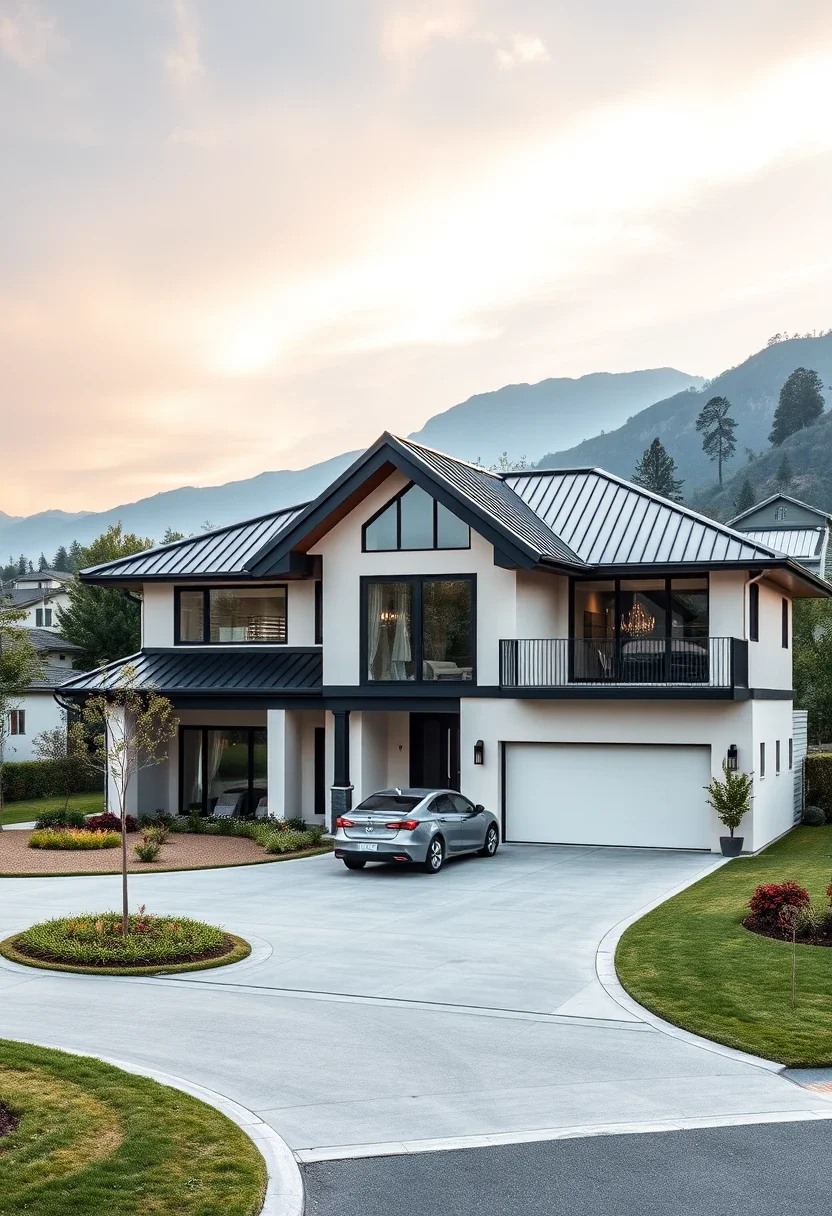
[499,637,748,695]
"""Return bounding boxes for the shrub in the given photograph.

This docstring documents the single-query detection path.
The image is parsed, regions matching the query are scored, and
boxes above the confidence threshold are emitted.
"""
[705,762,752,836]
[803,805,826,827]
[141,824,168,844]
[795,903,829,938]
[749,882,811,923]
[86,812,140,834]
[263,828,315,854]
[34,807,87,830]
[805,753,832,820]
[1,758,102,803]
[285,816,306,832]
[29,828,121,851]
[14,910,226,966]
[134,838,162,863]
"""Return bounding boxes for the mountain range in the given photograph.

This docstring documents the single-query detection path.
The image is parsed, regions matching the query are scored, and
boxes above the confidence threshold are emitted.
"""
[2,336,831,561]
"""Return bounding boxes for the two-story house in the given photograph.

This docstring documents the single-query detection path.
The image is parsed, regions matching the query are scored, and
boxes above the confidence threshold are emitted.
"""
[58,435,829,853]
[729,493,832,580]
[3,629,82,761]
[7,569,73,630]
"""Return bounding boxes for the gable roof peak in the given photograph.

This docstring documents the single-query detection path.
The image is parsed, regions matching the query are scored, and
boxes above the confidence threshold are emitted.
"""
[728,491,832,527]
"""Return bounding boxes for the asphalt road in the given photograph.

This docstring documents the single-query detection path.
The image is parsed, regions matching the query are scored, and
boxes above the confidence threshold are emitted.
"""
[303,1121,832,1216]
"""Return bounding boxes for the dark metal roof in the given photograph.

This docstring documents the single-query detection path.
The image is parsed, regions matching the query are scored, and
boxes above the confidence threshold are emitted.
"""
[504,468,785,566]
[57,648,322,696]
[81,506,307,583]
[394,437,582,566]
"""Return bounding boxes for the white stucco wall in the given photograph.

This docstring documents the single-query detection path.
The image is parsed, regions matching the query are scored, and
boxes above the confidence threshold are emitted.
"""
[749,698,796,850]
[142,584,174,647]
[748,579,792,690]
[3,692,66,763]
[16,591,70,630]
[310,470,517,686]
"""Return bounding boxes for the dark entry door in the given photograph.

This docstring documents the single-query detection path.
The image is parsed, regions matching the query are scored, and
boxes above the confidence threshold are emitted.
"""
[410,714,460,790]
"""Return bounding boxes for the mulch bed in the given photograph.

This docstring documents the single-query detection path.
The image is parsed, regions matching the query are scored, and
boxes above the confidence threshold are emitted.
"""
[743,916,832,948]
[0,830,328,876]
[0,1102,19,1137]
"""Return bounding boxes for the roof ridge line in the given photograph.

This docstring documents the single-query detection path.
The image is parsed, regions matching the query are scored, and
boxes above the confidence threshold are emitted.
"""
[393,434,503,479]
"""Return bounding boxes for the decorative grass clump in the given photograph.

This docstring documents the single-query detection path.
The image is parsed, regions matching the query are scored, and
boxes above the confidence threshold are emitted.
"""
[29,828,121,851]
[0,1038,266,1216]
[2,909,250,975]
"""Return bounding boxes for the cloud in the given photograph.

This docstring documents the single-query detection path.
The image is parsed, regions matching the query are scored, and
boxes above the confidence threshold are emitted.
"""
[495,33,551,71]
[164,0,204,90]
[0,0,57,68]
[380,4,474,58]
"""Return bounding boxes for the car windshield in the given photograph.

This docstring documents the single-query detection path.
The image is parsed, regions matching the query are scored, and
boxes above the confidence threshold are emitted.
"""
[356,794,421,813]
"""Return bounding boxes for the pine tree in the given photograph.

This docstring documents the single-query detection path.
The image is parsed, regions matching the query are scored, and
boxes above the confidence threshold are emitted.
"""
[695,395,737,486]
[37,552,48,571]
[632,439,684,502]
[775,454,793,491]
[67,540,83,573]
[52,545,70,572]
[733,478,756,514]
[769,367,826,445]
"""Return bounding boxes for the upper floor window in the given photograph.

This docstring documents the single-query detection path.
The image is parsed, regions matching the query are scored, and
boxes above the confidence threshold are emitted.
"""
[176,585,287,645]
[782,597,789,648]
[364,575,474,682]
[774,506,787,520]
[572,576,708,642]
[362,483,470,552]
[749,583,759,642]
[35,608,52,627]
[8,709,25,735]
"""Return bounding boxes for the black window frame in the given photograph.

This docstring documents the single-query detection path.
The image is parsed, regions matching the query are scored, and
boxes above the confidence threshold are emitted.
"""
[782,597,789,649]
[749,583,759,642]
[314,579,323,645]
[178,724,267,816]
[361,482,471,553]
[788,738,793,770]
[360,573,477,686]
[775,739,781,775]
[760,740,766,778]
[174,583,289,646]
[569,574,710,641]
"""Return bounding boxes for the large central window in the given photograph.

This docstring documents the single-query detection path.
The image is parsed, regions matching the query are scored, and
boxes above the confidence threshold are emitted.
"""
[180,726,267,816]
[363,575,475,682]
[363,483,470,551]
[176,585,287,644]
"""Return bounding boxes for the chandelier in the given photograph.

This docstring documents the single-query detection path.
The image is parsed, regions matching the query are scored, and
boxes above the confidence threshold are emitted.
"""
[621,600,656,636]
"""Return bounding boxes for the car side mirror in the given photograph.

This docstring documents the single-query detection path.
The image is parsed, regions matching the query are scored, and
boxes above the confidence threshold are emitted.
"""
[474,804,484,814]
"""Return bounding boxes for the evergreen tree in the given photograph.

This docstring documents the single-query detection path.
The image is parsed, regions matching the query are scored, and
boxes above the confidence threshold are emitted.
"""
[56,524,153,669]
[733,478,756,515]
[52,545,70,572]
[769,367,826,445]
[775,454,793,491]
[162,528,186,543]
[37,552,48,571]
[695,395,737,485]
[67,540,83,572]
[16,555,26,575]
[632,439,684,502]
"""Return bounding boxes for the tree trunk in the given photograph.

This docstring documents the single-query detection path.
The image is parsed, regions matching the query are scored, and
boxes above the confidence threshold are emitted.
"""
[120,794,129,937]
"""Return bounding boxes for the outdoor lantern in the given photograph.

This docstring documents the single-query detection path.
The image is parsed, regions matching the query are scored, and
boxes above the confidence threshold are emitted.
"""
[473,739,484,765]
[726,744,738,771]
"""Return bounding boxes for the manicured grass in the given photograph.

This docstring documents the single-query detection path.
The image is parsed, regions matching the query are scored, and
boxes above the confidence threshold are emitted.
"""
[1,793,104,826]
[0,1038,266,1216]
[616,827,832,1066]
[0,931,251,976]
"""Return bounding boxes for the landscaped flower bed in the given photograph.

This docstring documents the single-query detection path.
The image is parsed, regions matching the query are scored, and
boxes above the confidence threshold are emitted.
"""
[1,907,250,975]
[28,828,121,850]
[743,880,832,947]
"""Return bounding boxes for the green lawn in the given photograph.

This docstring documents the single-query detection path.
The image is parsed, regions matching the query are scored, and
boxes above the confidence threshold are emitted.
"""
[0,1038,266,1216]
[1,793,104,826]
[616,827,832,1067]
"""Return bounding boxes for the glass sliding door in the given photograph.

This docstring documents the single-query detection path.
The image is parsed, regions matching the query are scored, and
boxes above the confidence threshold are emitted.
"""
[180,726,268,817]
[422,580,473,681]
[366,581,414,681]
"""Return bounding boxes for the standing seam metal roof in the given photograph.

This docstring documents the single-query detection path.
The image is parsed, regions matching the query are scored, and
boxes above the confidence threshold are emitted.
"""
[57,648,322,694]
[504,468,784,566]
[737,528,823,559]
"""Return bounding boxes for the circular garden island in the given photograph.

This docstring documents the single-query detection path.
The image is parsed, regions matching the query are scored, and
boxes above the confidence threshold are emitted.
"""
[0,1038,266,1215]
[0,909,250,976]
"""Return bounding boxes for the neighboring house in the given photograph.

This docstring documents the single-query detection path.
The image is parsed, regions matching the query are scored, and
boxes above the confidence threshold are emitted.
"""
[3,629,82,762]
[728,494,832,580]
[4,569,74,630]
[59,434,829,854]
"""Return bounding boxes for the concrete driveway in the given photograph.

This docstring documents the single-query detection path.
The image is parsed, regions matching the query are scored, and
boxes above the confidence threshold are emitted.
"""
[0,844,828,1157]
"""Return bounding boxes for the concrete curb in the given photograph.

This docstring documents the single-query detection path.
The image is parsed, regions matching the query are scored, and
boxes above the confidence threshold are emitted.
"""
[594,856,787,1073]
[6,1038,304,1216]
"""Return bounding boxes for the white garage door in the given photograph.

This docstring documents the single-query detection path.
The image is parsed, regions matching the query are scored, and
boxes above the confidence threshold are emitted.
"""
[504,743,712,850]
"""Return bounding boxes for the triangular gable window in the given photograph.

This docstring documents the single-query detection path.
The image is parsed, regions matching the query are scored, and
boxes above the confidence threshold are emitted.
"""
[363,483,470,552]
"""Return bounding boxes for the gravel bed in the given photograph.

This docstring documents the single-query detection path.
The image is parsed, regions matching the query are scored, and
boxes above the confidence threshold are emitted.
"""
[0,830,317,875]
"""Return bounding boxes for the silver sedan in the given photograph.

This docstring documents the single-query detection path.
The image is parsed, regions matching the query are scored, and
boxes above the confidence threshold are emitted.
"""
[333,788,500,874]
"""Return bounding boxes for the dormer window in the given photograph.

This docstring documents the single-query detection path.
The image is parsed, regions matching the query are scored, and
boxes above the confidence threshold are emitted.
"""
[775,507,787,520]
[362,483,470,552]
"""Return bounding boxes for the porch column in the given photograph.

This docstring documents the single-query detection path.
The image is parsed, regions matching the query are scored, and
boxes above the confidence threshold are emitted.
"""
[267,709,287,820]
[330,709,352,827]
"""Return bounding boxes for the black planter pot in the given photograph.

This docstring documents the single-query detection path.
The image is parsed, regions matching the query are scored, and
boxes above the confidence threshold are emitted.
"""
[720,836,743,857]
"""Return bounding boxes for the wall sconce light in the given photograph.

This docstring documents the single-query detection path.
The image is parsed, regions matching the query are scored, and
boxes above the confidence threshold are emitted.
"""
[726,744,738,771]
[473,739,484,766]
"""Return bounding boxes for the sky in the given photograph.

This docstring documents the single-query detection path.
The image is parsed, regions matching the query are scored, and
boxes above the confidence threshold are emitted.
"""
[2,0,832,516]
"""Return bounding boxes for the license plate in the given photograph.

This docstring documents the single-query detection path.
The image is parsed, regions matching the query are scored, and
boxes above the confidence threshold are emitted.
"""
[356,843,378,852]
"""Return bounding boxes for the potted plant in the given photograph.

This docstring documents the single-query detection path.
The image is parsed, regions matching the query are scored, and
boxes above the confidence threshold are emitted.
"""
[705,760,752,856]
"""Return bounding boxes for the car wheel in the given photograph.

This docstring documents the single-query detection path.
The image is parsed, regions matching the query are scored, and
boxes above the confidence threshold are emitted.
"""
[423,836,444,874]
[478,824,499,857]
[344,858,367,870]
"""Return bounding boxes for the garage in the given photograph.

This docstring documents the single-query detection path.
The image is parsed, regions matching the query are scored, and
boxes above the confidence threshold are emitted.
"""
[503,742,713,850]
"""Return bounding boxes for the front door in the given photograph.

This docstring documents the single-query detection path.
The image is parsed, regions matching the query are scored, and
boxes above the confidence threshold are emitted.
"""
[410,713,460,790]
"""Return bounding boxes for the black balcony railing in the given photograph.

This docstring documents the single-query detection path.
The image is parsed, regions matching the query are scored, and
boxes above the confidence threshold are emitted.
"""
[499,637,746,690]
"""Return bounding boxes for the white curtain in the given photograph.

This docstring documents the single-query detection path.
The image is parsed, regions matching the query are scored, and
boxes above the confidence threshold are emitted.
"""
[391,584,412,680]
[191,734,203,805]
[207,731,225,801]
[367,583,383,679]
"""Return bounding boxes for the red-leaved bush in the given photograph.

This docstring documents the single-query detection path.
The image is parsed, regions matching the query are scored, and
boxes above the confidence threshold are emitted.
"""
[86,812,139,834]
[749,882,810,923]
